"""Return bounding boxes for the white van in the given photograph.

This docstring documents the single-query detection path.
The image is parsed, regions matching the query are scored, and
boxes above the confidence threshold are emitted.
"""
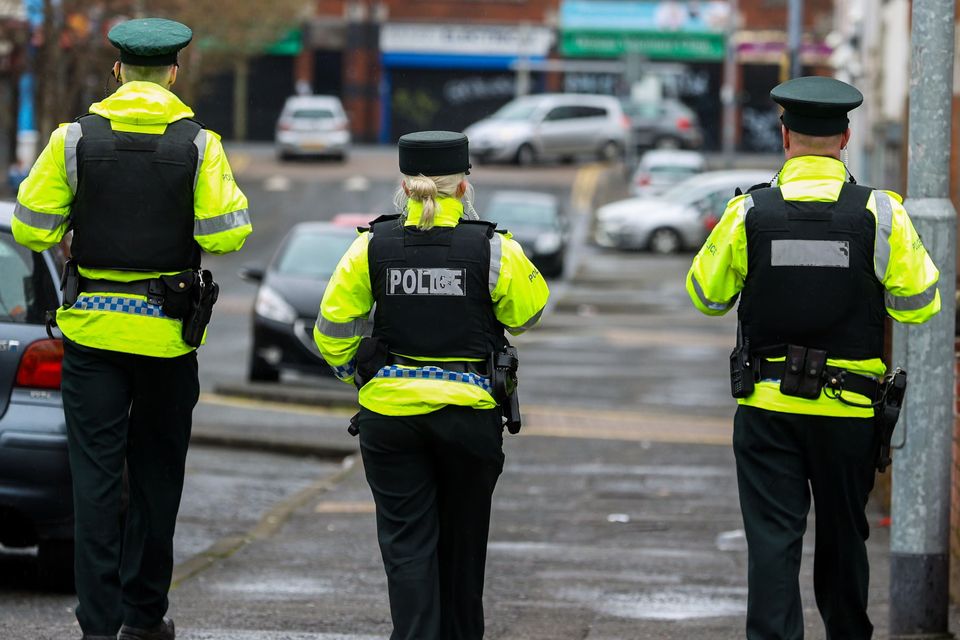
[464,93,631,166]
[275,95,351,161]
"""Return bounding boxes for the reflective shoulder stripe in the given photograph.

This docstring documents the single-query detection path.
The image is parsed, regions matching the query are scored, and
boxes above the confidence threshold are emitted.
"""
[64,122,83,195]
[509,307,543,333]
[194,209,251,236]
[192,129,207,191]
[14,201,66,231]
[315,316,367,339]
[742,194,754,215]
[691,273,737,312]
[873,190,893,281]
[488,232,503,295]
[886,282,938,311]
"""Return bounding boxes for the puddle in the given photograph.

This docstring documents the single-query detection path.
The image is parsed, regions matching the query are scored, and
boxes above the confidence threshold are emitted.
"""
[215,577,336,598]
[560,585,746,621]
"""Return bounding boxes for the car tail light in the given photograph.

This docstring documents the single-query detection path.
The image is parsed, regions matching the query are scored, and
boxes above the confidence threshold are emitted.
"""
[635,173,651,186]
[15,339,63,390]
[703,214,719,231]
[277,121,291,132]
[676,116,692,131]
[621,114,632,130]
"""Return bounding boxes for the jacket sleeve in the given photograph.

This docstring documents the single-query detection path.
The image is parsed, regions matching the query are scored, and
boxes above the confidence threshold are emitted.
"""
[12,125,74,251]
[872,191,940,323]
[490,233,550,335]
[193,130,251,254]
[686,194,750,316]
[313,233,373,384]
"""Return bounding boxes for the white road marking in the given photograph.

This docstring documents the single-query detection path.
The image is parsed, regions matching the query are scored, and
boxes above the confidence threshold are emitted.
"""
[185,632,381,640]
[264,175,291,192]
[344,176,370,192]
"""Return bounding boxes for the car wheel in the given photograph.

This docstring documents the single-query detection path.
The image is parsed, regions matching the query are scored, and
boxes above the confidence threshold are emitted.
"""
[648,227,683,254]
[654,136,682,150]
[597,140,623,162]
[249,353,280,383]
[515,144,536,167]
[37,539,74,592]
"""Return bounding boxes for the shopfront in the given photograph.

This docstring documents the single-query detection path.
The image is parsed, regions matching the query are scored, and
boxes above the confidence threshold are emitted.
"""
[379,23,553,141]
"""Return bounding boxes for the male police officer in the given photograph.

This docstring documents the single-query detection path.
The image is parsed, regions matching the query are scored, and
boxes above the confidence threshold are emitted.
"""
[314,131,549,639]
[13,18,250,640]
[687,76,939,639]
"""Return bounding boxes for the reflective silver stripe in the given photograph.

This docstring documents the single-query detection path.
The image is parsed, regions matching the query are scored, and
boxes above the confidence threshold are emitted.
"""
[509,307,543,333]
[192,129,207,191]
[771,239,850,268]
[194,209,250,236]
[873,191,893,281]
[64,122,82,195]
[691,274,736,312]
[742,194,754,214]
[886,282,938,311]
[488,232,503,294]
[13,202,66,231]
[315,316,367,339]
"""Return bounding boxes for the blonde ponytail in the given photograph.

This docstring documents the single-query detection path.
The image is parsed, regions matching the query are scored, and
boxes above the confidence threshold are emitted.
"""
[405,175,440,230]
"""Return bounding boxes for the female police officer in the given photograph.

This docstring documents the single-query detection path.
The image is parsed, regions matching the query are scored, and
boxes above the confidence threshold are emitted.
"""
[314,131,549,639]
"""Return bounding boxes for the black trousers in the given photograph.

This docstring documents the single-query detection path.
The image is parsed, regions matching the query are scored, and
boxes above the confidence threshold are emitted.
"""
[733,405,877,640]
[358,405,505,640]
[62,340,199,636]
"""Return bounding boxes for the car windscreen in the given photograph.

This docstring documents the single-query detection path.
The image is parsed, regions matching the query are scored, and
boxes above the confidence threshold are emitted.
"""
[291,108,336,119]
[485,201,559,229]
[274,231,356,279]
[489,101,540,121]
[0,231,58,324]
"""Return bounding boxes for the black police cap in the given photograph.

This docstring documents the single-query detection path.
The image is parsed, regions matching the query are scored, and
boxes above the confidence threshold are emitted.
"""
[398,131,471,176]
[108,18,192,67]
[771,76,863,136]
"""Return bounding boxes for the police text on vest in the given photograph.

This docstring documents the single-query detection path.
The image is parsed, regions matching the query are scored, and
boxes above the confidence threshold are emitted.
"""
[387,268,466,296]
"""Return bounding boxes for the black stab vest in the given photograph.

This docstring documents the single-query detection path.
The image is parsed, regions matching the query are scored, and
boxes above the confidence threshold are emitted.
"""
[738,183,886,360]
[70,114,202,271]
[367,215,506,359]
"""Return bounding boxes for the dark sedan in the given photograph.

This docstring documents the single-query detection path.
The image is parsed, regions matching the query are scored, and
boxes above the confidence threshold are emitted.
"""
[0,202,73,588]
[483,191,567,279]
[241,222,360,382]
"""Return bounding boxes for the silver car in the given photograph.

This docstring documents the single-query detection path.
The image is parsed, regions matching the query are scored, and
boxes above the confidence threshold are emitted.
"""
[464,93,631,166]
[594,170,774,254]
[275,95,351,161]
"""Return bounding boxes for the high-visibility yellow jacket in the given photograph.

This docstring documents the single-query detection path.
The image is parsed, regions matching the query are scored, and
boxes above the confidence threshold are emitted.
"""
[12,81,251,358]
[314,196,550,416]
[687,155,940,418]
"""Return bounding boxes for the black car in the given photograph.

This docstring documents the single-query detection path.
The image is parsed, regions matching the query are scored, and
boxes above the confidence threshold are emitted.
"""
[0,202,74,587]
[241,222,360,382]
[483,191,567,279]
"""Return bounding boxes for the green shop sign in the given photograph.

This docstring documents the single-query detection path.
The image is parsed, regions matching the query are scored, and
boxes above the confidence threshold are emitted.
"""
[561,30,725,61]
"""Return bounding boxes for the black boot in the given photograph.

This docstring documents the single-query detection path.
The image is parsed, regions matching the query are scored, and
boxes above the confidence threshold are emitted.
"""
[118,617,174,640]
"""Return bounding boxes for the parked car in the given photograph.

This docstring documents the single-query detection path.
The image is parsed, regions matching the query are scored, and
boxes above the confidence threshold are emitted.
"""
[275,95,351,161]
[594,170,773,254]
[620,98,704,151]
[241,222,360,382]
[483,191,567,278]
[631,149,706,197]
[464,93,631,166]
[0,201,74,588]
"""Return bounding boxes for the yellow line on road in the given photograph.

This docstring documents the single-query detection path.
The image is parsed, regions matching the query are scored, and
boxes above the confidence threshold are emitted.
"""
[570,163,605,212]
[199,392,732,446]
[229,152,251,175]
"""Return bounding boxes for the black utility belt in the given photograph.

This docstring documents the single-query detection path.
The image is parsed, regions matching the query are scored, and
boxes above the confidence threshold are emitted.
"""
[79,272,194,305]
[386,354,488,376]
[754,352,881,402]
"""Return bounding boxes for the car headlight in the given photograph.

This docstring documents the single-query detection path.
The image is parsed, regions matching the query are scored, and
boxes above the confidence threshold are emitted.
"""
[535,233,562,254]
[255,286,297,324]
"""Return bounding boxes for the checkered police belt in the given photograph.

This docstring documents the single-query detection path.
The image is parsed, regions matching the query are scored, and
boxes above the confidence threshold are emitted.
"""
[374,365,493,393]
[72,294,167,318]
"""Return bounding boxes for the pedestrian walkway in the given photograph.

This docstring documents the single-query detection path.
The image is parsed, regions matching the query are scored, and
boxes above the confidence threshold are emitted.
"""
[168,432,894,639]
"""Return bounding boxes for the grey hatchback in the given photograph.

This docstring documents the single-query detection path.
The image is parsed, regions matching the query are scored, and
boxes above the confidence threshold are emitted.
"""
[0,202,72,587]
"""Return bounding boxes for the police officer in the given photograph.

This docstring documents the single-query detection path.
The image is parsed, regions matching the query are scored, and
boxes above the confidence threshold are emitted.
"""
[687,76,940,639]
[13,18,251,640]
[314,131,549,640]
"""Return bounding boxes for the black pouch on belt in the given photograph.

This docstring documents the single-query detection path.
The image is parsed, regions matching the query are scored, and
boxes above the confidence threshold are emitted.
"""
[354,337,388,388]
[780,345,827,399]
[181,270,219,348]
[159,271,197,320]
